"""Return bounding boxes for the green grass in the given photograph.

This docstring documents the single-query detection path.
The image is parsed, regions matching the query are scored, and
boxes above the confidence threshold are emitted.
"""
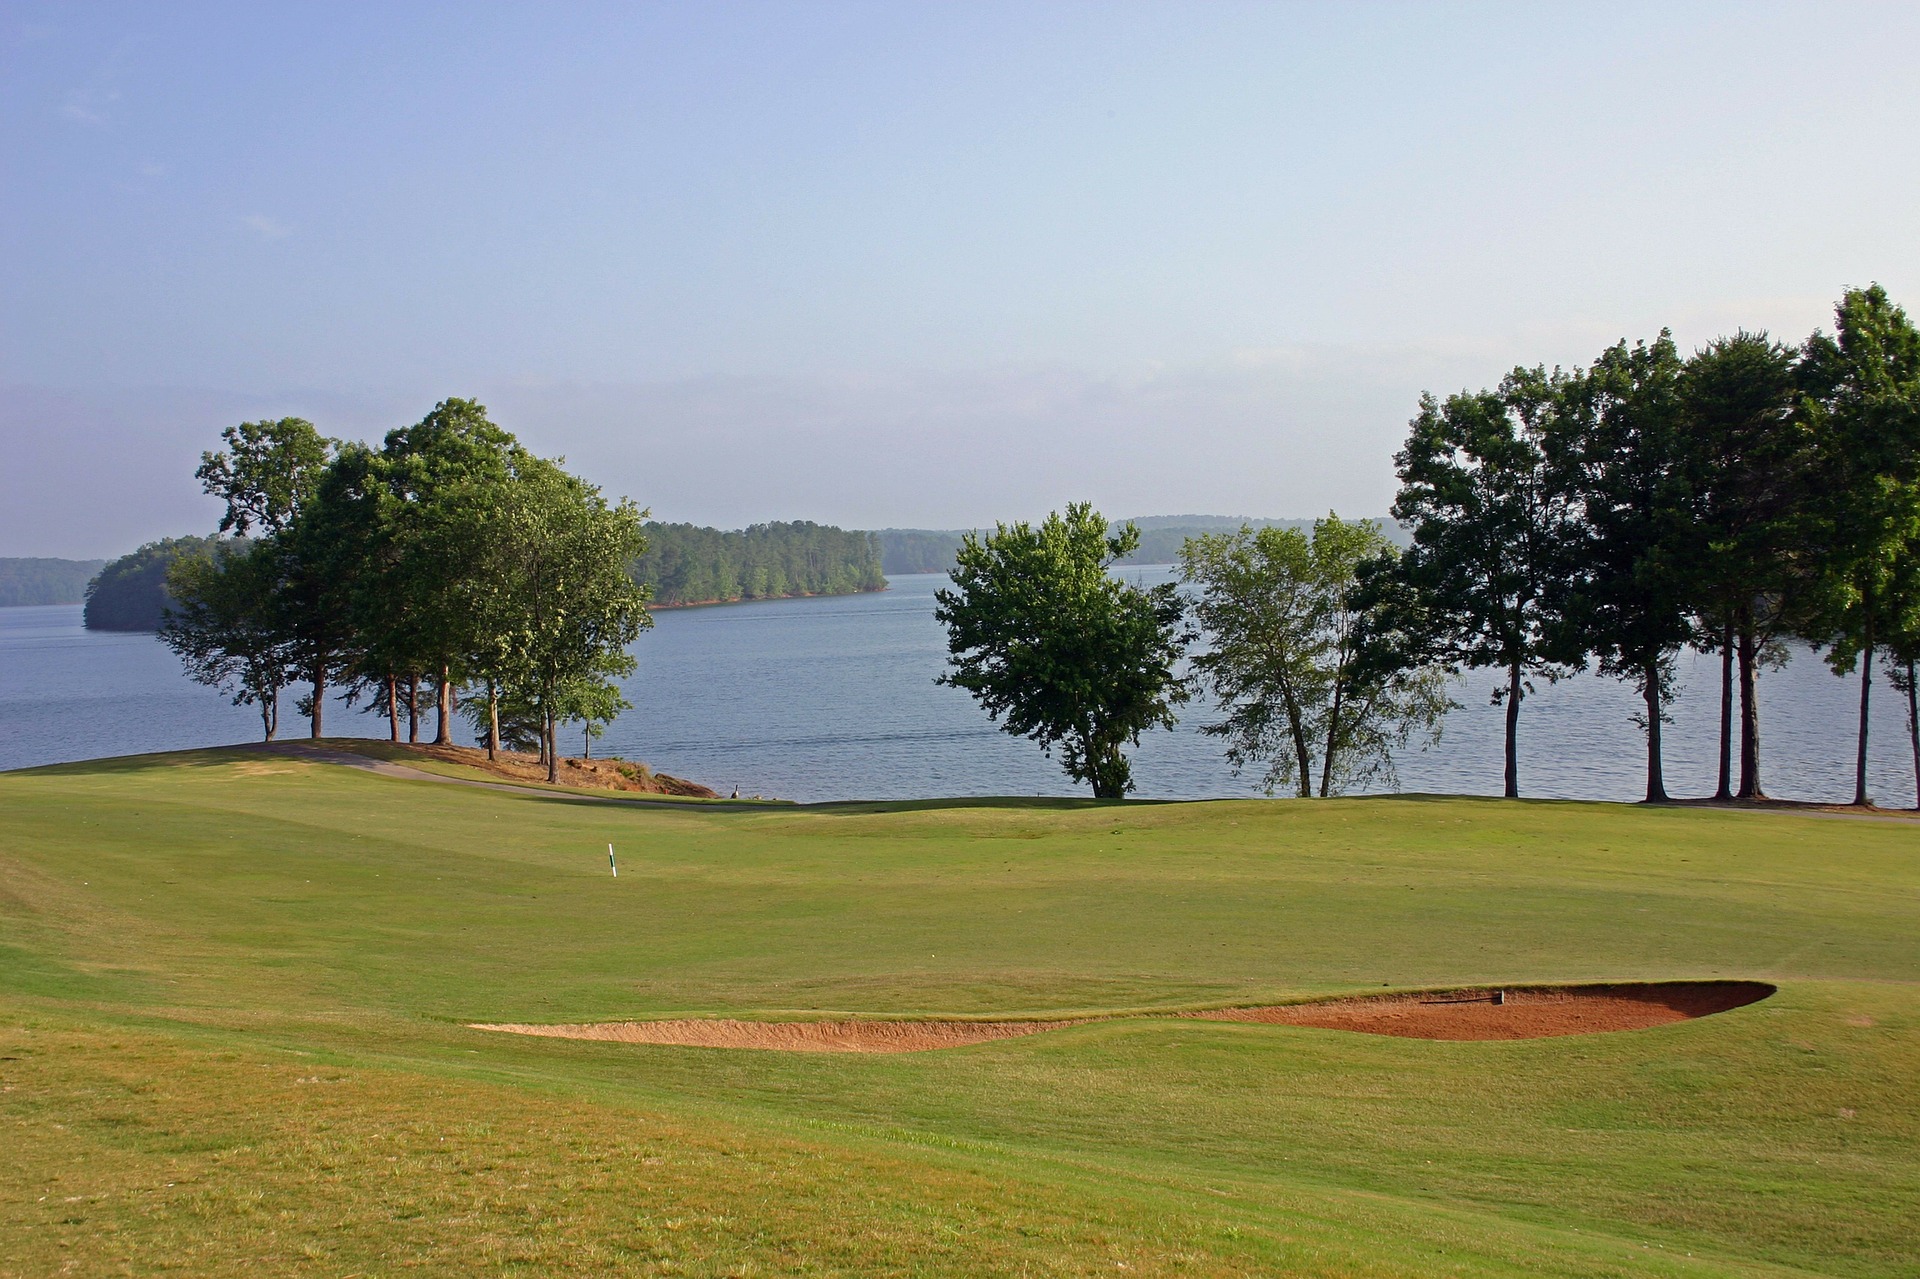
[2,747,1916,1276]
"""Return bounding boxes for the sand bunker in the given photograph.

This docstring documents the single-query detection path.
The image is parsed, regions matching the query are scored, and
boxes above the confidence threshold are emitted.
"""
[1189,981,1776,1041]
[469,1017,1081,1053]
[472,981,1773,1053]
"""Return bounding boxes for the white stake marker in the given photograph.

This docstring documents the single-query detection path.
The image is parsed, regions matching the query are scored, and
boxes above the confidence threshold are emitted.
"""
[608,843,618,877]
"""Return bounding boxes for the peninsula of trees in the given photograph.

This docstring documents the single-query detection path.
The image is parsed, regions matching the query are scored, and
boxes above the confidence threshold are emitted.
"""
[158,401,650,781]
[83,538,226,630]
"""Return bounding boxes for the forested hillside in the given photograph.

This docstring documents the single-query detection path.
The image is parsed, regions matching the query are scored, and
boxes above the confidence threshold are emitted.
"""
[0,557,105,607]
[83,536,228,630]
[635,521,885,606]
[877,517,1403,575]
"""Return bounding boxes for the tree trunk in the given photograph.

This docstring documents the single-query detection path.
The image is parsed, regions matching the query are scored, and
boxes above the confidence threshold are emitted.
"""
[386,674,399,742]
[1907,658,1919,811]
[1503,660,1523,799]
[1280,685,1313,799]
[1642,659,1667,802]
[261,689,276,742]
[1715,620,1733,801]
[310,661,325,738]
[584,726,592,759]
[407,674,420,743]
[1291,713,1313,798]
[546,710,559,784]
[1319,680,1345,799]
[1737,616,1762,799]
[435,666,453,745]
[487,678,500,761]
[1092,738,1127,800]
[1854,615,1874,807]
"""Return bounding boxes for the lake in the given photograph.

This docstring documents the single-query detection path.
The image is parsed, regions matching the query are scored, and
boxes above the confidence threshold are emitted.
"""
[2,569,1916,806]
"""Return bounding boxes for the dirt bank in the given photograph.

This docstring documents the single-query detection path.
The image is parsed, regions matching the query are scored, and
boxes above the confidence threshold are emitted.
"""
[1188,981,1776,1041]
[337,741,719,797]
[473,981,1775,1053]
[469,1017,1079,1053]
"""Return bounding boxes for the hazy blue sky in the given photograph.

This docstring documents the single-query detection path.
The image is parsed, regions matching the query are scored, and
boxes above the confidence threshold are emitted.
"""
[5,2,1918,556]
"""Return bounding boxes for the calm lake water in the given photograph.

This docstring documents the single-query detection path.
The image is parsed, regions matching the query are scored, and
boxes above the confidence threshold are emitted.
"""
[3,569,1917,805]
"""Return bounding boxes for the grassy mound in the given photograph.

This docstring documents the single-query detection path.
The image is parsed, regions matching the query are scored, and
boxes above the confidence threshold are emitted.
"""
[3,746,1916,1275]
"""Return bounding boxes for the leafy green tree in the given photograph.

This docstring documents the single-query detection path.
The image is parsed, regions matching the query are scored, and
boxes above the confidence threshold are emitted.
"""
[1677,331,1808,800]
[195,418,344,736]
[1798,285,1920,806]
[194,418,332,536]
[1181,516,1450,797]
[374,399,526,745]
[561,668,631,760]
[490,458,652,782]
[1882,540,1920,809]
[934,504,1188,799]
[1385,369,1576,798]
[160,542,295,740]
[1554,332,1695,803]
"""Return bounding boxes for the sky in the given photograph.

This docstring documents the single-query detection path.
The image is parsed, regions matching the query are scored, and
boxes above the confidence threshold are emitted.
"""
[4,2,1919,558]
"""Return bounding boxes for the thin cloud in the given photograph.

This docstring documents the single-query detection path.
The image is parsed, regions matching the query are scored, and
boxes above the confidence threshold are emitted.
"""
[62,87,116,124]
[61,39,132,125]
[241,214,293,240]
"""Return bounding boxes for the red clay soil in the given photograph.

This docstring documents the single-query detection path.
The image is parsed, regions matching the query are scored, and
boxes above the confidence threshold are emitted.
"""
[1190,981,1776,1041]
[473,982,1774,1053]
[363,742,719,797]
[469,1017,1079,1053]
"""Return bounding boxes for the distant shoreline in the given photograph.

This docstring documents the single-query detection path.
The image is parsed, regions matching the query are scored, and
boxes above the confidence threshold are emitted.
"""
[649,583,891,610]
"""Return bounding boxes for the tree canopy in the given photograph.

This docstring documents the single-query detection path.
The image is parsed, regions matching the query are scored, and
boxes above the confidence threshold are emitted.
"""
[1181,516,1450,797]
[1385,368,1576,798]
[934,504,1188,799]
[161,400,652,778]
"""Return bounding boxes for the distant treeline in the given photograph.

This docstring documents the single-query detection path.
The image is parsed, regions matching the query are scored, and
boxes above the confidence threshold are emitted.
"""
[636,521,885,606]
[0,557,105,607]
[84,519,1392,623]
[877,518,1404,575]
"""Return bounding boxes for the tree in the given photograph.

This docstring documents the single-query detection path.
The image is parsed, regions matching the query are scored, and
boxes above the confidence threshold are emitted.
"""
[1677,331,1808,800]
[1797,285,1920,806]
[194,418,331,536]
[1181,516,1450,798]
[490,458,652,782]
[1385,369,1577,797]
[195,418,342,736]
[1555,332,1695,803]
[1883,539,1920,809]
[374,399,526,745]
[934,504,1188,799]
[160,542,295,740]
[560,668,631,760]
